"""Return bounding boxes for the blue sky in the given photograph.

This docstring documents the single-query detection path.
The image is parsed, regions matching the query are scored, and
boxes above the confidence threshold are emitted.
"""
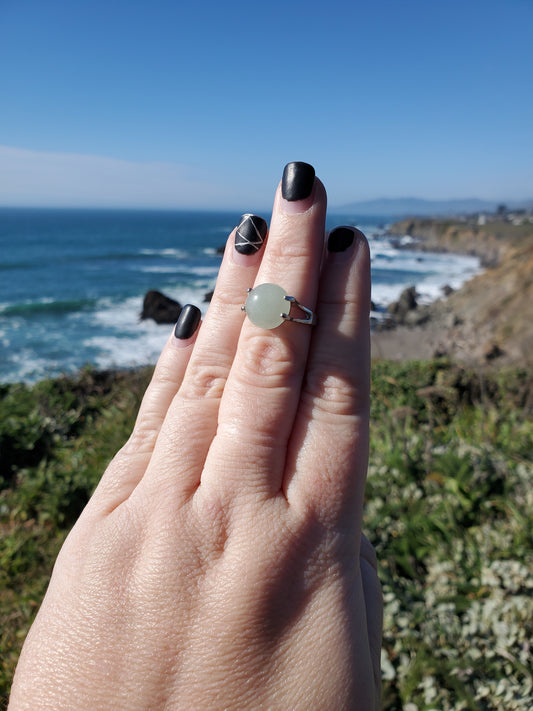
[1,0,532,209]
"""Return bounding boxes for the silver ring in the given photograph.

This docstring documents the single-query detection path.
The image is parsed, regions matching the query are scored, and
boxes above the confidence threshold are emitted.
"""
[241,283,317,329]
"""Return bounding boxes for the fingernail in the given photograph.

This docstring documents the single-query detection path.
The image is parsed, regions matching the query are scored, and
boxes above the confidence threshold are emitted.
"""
[235,213,268,255]
[281,162,315,202]
[327,227,356,253]
[174,304,201,341]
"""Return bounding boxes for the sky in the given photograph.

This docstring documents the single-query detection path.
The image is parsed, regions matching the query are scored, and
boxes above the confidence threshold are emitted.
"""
[0,0,532,210]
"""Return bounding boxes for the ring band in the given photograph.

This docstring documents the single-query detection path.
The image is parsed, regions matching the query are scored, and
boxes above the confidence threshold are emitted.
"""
[241,283,317,329]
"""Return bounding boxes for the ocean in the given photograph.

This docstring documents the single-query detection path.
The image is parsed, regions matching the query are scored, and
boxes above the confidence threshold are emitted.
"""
[0,208,481,383]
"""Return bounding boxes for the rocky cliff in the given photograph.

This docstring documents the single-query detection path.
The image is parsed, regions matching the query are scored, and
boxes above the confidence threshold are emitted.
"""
[372,218,533,365]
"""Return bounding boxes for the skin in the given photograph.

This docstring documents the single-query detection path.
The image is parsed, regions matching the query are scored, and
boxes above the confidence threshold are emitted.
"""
[9,172,382,710]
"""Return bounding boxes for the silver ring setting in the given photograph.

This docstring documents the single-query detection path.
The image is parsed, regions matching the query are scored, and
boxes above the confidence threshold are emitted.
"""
[241,283,317,329]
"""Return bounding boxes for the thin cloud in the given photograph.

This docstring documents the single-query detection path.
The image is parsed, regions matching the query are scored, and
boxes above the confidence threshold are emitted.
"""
[0,145,235,208]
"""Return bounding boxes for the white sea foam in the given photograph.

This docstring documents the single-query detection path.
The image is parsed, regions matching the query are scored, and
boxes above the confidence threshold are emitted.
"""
[4,349,66,383]
[368,243,481,307]
[138,266,186,274]
[87,331,169,371]
[139,248,189,259]
[186,266,221,277]
[85,287,211,370]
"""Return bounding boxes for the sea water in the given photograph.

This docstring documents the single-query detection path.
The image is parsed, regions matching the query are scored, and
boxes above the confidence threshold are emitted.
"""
[0,208,481,383]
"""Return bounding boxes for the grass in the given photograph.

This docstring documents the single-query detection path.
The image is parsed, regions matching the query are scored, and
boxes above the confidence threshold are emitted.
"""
[1,361,532,710]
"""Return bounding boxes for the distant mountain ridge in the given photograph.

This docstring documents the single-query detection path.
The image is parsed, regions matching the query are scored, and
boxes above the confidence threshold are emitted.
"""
[331,197,533,217]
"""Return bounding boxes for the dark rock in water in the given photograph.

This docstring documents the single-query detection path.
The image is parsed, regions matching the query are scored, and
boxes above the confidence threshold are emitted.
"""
[140,290,182,324]
[387,286,418,324]
[204,290,214,302]
[442,284,455,297]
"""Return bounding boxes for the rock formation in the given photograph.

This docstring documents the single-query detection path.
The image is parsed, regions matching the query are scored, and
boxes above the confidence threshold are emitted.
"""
[372,217,533,365]
[140,290,182,324]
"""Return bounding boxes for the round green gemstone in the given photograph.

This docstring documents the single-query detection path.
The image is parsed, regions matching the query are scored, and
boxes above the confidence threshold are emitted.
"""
[244,283,288,329]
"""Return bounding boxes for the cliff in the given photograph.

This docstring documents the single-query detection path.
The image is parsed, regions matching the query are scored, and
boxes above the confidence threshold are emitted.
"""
[372,218,533,365]
[389,217,532,267]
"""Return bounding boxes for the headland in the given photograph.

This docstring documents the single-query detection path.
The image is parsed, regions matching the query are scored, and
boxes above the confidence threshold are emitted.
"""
[371,213,533,366]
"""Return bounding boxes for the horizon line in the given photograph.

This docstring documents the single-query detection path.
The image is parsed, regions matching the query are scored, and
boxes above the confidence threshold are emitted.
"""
[1,196,531,212]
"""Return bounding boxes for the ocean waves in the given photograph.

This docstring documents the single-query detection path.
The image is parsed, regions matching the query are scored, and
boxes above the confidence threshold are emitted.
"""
[0,209,481,383]
[369,240,481,306]
[1,297,97,318]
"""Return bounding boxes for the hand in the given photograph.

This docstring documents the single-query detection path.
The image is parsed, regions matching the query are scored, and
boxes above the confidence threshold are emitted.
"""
[9,163,382,710]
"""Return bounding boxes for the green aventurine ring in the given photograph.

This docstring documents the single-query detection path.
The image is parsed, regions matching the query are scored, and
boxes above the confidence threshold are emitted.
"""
[242,283,317,329]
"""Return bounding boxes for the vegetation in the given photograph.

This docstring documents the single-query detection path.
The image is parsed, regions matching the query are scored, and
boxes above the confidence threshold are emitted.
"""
[1,362,532,710]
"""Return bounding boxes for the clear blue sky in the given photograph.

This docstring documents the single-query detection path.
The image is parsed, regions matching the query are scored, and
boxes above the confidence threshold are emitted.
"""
[1,0,532,209]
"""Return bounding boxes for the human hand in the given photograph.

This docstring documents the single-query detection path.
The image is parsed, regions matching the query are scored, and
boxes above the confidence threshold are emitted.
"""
[9,162,382,710]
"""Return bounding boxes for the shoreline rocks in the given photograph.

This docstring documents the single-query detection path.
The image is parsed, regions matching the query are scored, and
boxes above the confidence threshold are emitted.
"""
[140,290,182,324]
[372,217,533,365]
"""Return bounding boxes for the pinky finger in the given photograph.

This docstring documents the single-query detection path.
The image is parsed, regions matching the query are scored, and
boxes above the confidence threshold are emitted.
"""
[88,305,201,514]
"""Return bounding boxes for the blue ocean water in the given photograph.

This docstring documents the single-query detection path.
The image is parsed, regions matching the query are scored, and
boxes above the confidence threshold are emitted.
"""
[0,208,480,383]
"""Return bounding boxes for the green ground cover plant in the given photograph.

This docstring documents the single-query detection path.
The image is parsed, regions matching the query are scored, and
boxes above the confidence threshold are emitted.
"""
[1,361,531,710]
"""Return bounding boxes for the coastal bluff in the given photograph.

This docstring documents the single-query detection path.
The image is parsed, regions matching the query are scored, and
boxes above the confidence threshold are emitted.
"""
[372,217,533,365]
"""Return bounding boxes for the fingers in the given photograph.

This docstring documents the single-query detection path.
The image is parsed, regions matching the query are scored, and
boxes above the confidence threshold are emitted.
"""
[126,305,203,455]
[200,163,328,497]
[139,214,269,500]
[89,307,201,513]
[121,163,369,533]
[285,227,371,531]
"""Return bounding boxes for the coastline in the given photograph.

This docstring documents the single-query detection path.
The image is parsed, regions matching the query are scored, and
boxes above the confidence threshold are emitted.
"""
[372,217,533,366]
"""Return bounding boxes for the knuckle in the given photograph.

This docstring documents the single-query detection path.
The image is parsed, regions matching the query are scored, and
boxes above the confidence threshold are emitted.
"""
[124,421,159,454]
[266,229,314,260]
[181,361,228,401]
[302,370,359,418]
[302,367,370,423]
[236,333,295,388]
[208,285,241,311]
[153,357,182,388]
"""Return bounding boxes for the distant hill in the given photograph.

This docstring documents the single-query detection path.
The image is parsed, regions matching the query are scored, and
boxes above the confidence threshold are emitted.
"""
[331,197,533,217]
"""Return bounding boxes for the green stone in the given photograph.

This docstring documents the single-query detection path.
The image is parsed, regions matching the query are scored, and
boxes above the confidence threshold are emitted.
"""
[244,283,288,329]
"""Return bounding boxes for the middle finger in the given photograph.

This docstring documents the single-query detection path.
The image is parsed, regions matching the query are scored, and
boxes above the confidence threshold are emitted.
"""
[202,162,327,498]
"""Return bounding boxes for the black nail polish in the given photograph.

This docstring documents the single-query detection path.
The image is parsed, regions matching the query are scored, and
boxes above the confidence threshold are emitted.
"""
[328,227,355,253]
[235,214,268,255]
[281,162,315,201]
[174,304,201,340]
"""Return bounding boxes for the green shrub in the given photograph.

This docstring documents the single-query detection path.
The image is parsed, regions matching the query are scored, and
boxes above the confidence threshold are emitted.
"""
[1,362,532,709]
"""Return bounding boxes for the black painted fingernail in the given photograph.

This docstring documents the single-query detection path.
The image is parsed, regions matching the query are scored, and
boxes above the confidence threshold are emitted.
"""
[235,214,268,255]
[174,304,201,340]
[281,162,315,201]
[328,227,355,253]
